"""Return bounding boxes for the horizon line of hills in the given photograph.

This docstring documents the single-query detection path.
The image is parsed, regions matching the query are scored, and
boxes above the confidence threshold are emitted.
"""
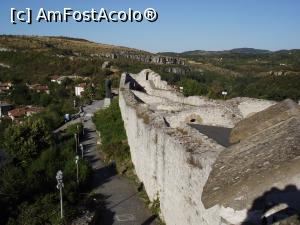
[0,35,299,56]
[160,47,300,56]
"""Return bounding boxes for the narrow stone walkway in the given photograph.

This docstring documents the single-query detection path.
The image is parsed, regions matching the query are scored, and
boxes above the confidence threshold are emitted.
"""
[81,100,158,225]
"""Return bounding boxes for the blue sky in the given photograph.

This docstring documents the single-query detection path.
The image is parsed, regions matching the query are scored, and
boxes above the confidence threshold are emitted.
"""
[0,0,299,53]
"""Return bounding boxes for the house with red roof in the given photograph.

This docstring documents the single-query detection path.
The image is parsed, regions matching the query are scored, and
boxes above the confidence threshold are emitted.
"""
[8,106,44,121]
[50,75,63,84]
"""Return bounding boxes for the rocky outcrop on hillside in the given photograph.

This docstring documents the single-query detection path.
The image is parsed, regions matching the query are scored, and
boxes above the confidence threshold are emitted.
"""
[265,70,300,76]
[91,51,186,66]
[164,66,190,74]
[91,51,189,74]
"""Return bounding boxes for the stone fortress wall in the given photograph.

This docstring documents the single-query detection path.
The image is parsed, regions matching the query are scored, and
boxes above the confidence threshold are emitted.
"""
[119,69,300,225]
[130,69,275,128]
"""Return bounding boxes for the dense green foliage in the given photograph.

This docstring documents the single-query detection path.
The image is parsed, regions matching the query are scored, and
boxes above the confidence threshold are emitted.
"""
[0,50,107,83]
[0,37,108,225]
[92,99,131,172]
[4,118,52,164]
[111,56,300,101]
[173,72,300,100]
[162,48,300,74]
[0,119,92,225]
[159,49,300,101]
[0,119,11,145]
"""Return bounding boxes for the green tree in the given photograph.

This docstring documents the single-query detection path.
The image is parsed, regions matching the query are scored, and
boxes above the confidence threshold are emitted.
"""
[179,79,208,97]
[82,85,95,104]
[9,84,31,105]
[93,99,130,171]
[4,118,52,164]
[7,194,60,225]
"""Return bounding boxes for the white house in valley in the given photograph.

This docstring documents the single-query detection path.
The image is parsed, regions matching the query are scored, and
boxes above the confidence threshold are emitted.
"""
[75,83,86,97]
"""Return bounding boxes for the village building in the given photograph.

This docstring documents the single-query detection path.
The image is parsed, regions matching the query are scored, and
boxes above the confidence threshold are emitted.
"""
[51,75,88,85]
[50,75,63,84]
[27,84,50,94]
[75,83,86,97]
[8,106,44,121]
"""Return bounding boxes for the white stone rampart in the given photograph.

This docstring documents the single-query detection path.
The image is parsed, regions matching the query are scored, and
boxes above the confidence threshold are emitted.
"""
[237,98,275,118]
[118,70,281,225]
[133,69,276,119]
[166,106,237,128]
[119,88,224,225]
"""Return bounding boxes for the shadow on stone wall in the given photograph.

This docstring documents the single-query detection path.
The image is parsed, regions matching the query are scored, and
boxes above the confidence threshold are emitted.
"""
[242,185,300,225]
[125,73,146,93]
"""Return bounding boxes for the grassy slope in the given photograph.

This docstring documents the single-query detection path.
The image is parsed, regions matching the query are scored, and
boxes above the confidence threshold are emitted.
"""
[92,99,131,172]
[0,35,150,55]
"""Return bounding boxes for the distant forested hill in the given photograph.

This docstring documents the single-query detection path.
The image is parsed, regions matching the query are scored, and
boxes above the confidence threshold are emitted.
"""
[0,35,299,101]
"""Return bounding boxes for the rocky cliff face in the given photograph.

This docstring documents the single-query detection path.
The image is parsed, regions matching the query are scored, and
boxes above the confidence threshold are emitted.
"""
[90,51,190,75]
[164,66,190,74]
[91,51,186,66]
[71,51,188,74]
[91,52,190,74]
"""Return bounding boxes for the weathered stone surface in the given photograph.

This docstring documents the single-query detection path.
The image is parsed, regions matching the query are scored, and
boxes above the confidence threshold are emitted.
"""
[119,69,300,225]
[230,99,300,144]
[119,73,225,225]
[201,99,300,225]
[203,114,300,209]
